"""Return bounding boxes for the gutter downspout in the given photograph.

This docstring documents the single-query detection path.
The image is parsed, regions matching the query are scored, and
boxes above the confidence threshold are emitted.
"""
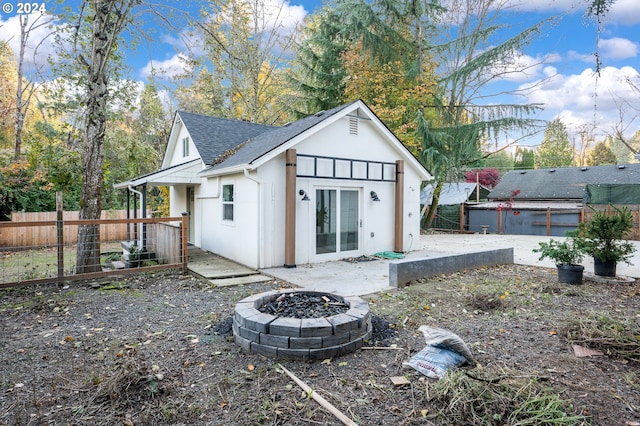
[244,169,263,269]
[128,185,144,248]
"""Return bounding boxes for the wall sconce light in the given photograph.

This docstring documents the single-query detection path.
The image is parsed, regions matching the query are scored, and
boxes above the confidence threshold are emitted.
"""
[299,189,310,201]
[370,191,380,202]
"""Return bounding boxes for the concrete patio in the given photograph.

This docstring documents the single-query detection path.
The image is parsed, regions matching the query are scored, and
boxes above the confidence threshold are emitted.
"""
[189,234,640,297]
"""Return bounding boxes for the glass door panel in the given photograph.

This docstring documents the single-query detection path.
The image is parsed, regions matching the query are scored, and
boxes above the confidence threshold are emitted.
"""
[340,190,359,251]
[315,189,336,254]
[315,188,360,256]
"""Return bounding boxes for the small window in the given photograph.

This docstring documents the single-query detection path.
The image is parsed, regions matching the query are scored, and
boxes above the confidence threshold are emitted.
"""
[222,184,234,221]
[182,137,190,157]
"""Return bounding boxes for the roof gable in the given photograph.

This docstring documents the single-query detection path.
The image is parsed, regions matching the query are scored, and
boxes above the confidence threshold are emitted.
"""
[200,100,430,180]
[205,101,358,171]
[172,111,275,166]
[489,164,640,200]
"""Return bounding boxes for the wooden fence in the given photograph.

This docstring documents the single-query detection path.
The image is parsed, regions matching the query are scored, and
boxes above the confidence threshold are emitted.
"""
[1,210,139,249]
[0,214,188,288]
[464,204,640,239]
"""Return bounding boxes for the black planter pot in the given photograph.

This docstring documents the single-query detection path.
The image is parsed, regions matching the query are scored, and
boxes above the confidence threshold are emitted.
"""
[594,258,617,277]
[557,264,584,284]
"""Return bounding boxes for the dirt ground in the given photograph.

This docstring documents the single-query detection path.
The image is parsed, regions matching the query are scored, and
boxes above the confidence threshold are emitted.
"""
[1,264,639,425]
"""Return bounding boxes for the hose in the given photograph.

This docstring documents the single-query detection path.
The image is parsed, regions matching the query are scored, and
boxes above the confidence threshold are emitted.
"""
[374,233,414,259]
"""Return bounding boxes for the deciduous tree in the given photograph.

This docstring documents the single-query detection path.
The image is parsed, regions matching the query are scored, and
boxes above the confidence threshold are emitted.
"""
[69,0,141,274]
[181,0,301,124]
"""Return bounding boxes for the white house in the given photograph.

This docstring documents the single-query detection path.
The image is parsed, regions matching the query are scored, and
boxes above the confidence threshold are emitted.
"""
[115,100,432,269]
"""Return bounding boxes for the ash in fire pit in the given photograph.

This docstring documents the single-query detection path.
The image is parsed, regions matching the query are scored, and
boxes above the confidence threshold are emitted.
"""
[234,290,371,361]
[258,292,349,319]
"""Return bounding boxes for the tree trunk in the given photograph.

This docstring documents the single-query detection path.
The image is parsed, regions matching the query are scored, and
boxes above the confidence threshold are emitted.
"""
[423,181,443,229]
[75,2,111,274]
[14,16,28,160]
[75,0,138,274]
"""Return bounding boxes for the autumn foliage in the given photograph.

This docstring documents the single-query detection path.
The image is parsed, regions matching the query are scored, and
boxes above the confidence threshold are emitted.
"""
[464,168,501,189]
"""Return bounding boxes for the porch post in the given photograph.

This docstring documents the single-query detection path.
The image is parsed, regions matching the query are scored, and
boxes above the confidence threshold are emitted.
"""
[126,188,131,241]
[142,183,148,249]
[284,149,297,268]
[394,160,404,253]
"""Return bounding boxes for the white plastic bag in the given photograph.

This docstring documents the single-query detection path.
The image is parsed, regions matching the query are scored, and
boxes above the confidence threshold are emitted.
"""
[403,326,475,379]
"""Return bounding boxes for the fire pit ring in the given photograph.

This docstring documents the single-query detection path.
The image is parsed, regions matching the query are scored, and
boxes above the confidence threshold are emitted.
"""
[233,289,371,361]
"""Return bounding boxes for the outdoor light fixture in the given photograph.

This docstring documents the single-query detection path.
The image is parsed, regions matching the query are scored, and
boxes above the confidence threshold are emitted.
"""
[299,189,310,201]
[370,191,380,202]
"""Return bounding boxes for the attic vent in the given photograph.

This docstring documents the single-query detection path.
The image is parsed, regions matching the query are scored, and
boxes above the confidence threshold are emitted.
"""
[349,116,358,135]
[618,165,626,169]
[581,167,588,171]
[314,110,325,117]
[520,171,526,174]
[549,169,556,173]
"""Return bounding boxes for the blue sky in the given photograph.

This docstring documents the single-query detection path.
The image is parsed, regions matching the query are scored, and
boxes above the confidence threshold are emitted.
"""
[1,0,639,151]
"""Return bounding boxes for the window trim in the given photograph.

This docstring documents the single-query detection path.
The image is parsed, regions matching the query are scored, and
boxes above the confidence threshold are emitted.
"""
[182,137,190,157]
[222,183,234,222]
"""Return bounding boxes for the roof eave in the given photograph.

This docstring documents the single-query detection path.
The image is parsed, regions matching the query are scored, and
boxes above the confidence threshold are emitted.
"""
[198,163,255,178]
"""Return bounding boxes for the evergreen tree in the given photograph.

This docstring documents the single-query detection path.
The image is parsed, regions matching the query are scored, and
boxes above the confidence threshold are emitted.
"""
[287,9,349,117]
[587,141,617,165]
[482,150,514,173]
[513,146,535,170]
[416,0,547,227]
[536,118,573,168]
[288,0,439,118]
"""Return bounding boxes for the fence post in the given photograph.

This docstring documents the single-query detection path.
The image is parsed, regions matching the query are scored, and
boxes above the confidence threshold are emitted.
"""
[546,207,551,236]
[56,192,64,286]
[181,212,188,275]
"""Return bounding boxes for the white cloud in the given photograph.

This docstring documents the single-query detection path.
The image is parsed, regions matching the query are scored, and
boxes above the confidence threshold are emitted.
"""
[0,14,60,72]
[606,0,640,26]
[489,52,561,84]
[568,50,596,64]
[523,66,640,136]
[141,54,193,80]
[505,0,640,25]
[504,0,582,13]
[599,37,638,60]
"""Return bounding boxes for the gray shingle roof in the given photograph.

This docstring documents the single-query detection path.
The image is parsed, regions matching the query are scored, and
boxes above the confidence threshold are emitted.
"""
[489,164,640,201]
[205,102,358,171]
[177,111,276,165]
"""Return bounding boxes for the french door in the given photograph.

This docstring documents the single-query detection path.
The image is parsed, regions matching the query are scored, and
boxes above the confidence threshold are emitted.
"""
[314,188,361,258]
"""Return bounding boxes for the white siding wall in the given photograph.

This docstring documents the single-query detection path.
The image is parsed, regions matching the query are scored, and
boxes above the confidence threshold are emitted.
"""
[166,125,199,167]
[198,173,260,269]
[170,111,426,269]
[289,114,424,265]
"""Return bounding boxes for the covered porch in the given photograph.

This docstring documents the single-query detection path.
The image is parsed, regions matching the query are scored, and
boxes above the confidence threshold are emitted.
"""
[113,159,202,259]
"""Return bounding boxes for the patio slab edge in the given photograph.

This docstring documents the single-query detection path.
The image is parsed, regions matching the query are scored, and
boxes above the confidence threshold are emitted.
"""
[390,248,514,288]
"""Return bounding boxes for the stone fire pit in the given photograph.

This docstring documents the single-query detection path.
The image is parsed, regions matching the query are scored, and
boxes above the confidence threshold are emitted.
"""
[233,289,372,361]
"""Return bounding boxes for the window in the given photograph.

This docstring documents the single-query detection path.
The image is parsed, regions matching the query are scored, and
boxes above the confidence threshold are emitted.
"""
[222,184,234,221]
[182,137,190,157]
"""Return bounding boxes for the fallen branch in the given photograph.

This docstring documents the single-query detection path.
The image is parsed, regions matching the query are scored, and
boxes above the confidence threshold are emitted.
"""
[277,363,358,426]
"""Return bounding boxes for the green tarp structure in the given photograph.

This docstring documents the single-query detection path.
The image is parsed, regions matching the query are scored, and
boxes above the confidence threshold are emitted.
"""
[430,204,461,230]
[584,184,640,205]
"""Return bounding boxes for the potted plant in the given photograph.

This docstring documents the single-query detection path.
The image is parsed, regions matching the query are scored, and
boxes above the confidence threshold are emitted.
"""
[572,205,636,277]
[533,238,585,284]
[125,242,143,268]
